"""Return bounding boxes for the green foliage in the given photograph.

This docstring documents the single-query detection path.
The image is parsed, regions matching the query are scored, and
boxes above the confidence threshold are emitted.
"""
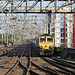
[61,43,67,48]
[57,43,68,58]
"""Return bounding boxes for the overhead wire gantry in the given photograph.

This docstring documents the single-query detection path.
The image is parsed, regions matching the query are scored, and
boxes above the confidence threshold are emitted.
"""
[0,0,75,13]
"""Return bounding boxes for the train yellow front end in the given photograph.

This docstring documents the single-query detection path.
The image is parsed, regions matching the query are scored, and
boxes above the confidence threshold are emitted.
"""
[39,35,54,55]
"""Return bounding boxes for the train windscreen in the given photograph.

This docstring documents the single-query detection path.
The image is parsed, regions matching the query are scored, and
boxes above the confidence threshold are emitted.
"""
[47,38,53,42]
[40,38,46,42]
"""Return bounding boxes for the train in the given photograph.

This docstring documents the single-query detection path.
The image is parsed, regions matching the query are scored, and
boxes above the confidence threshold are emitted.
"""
[29,34,54,55]
[36,34,54,55]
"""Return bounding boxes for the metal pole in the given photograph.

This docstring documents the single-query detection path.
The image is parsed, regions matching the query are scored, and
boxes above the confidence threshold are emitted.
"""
[20,34,21,42]
[6,14,9,46]
[6,14,8,45]
[14,33,15,42]
[7,33,8,45]
[2,29,3,44]
[40,0,42,12]
[64,13,66,44]
[26,0,27,12]
[71,0,72,12]
[12,33,13,42]
[11,0,13,12]
[54,0,57,12]
[9,33,10,43]
[55,14,56,46]
[48,12,51,35]
[74,13,75,48]
[71,14,73,48]
[4,29,6,43]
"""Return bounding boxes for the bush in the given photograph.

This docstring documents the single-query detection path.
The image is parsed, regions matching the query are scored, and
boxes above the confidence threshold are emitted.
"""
[57,43,67,58]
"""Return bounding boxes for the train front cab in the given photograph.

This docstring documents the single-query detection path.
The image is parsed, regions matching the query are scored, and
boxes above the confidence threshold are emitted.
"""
[39,36,54,55]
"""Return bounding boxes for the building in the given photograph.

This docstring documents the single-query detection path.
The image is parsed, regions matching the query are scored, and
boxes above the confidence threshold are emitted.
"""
[50,13,75,48]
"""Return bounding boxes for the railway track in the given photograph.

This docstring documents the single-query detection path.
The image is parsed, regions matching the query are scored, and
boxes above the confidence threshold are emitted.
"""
[5,47,25,75]
[0,42,38,75]
[0,44,27,66]
[31,61,59,75]
[30,42,75,75]
[20,57,39,75]
[52,57,75,65]
[0,44,24,74]
[31,57,71,75]
[51,57,75,69]
[0,43,28,74]
[4,42,39,75]
[0,42,23,56]
[42,57,75,75]
[0,41,75,75]
[4,43,30,75]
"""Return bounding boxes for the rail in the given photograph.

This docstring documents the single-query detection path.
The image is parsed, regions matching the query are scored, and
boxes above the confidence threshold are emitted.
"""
[31,61,59,75]
[26,44,31,75]
[42,57,75,75]
[52,57,75,69]
[5,45,27,75]
[5,60,19,75]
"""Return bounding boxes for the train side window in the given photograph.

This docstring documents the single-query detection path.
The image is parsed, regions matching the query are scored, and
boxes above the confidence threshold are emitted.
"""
[40,38,46,42]
[47,38,53,42]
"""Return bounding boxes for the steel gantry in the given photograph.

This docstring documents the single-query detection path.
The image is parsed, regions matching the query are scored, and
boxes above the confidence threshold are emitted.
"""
[0,0,75,13]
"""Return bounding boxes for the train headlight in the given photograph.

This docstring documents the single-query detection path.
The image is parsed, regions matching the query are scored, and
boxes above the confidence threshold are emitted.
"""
[39,46,43,49]
[45,45,47,47]
[49,46,53,49]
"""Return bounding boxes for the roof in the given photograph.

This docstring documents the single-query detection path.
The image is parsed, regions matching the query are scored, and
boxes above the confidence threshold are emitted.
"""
[39,34,54,37]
